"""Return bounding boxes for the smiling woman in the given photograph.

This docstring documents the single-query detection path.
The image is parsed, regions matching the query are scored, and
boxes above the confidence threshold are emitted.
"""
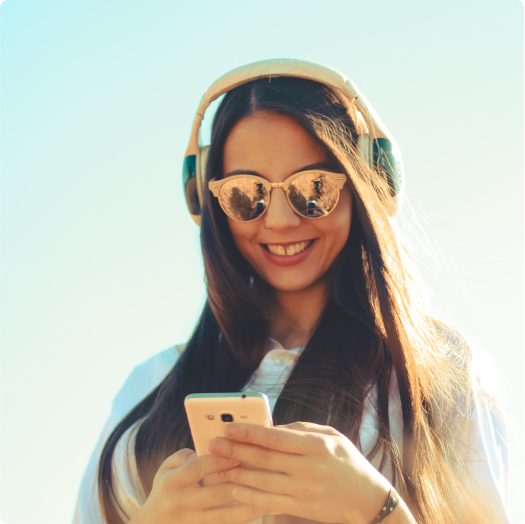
[73,60,511,524]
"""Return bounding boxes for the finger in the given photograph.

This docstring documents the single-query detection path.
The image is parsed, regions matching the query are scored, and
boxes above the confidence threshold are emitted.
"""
[173,453,241,486]
[201,470,230,486]
[210,437,300,474]
[232,485,295,515]
[219,466,299,497]
[202,502,270,524]
[285,421,341,436]
[223,422,327,455]
[180,481,245,510]
[159,448,196,471]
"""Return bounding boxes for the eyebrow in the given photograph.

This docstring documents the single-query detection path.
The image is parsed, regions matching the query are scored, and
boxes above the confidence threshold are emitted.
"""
[223,162,337,179]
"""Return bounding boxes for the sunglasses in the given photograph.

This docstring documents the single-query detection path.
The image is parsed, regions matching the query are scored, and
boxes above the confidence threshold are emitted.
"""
[208,170,347,222]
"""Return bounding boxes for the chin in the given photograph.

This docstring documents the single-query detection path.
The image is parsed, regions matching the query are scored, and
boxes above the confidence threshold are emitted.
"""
[262,274,319,293]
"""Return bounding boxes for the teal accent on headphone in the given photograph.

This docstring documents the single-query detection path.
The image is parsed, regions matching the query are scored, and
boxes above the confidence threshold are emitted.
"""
[182,155,200,216]
[373,138,403,195]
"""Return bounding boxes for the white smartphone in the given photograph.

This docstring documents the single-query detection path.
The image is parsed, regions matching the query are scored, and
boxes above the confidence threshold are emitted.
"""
[184,392,274,457]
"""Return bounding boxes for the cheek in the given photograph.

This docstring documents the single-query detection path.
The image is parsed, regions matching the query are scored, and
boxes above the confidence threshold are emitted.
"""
[323,190,352,245]
[227,220,259,258]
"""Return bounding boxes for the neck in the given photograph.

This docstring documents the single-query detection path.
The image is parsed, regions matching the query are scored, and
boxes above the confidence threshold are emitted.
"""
[267,280,328,350]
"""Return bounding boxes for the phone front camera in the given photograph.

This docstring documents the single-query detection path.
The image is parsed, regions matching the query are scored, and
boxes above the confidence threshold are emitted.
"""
[221,414,234,422]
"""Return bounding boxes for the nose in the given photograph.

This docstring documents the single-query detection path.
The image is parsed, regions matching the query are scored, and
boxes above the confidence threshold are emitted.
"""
[263,187,301,230]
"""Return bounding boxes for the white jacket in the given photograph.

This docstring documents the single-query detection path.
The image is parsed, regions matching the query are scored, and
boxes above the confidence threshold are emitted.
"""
[72,337,511,524]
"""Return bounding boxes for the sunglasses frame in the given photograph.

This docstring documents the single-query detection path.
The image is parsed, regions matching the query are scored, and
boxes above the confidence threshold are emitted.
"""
[208,170,347,222]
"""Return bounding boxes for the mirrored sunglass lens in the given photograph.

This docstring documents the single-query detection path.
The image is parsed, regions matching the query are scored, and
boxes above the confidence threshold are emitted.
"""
[218,178,269,221]
[288,173,339,218]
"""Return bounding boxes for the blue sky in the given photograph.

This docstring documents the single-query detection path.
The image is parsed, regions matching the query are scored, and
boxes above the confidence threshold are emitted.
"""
[0,0,523,523]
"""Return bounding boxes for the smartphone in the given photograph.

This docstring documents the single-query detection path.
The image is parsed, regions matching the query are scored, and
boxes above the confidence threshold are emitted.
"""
[184,392,273,457]
[184,392,279,519]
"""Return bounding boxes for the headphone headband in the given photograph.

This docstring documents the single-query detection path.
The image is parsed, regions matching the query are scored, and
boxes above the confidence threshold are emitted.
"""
[182,58,405,225]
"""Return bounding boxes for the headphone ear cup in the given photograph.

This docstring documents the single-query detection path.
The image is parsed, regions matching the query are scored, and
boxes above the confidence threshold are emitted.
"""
[357,134,401,217]
[357,134,372,167]
[196,145,210,215]
[182,153,201,226]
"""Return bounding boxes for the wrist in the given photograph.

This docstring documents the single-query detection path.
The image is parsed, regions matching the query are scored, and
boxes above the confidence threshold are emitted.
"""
[346,489,414,524]
[368,487,400,524]
[380,497,416,524]
[342,469,392,524]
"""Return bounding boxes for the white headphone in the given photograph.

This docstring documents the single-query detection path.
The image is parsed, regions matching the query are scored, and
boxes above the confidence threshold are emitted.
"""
[182,58,405,226]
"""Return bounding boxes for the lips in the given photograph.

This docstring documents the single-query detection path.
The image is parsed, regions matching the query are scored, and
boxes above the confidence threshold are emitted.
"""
[263,239,315,256]
[259,239,317,266]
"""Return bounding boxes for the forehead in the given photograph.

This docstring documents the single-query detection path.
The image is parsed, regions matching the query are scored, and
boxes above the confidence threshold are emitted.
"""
[222,113,328,178]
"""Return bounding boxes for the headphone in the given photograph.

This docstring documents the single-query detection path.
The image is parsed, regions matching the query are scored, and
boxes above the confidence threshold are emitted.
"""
[182,58,405,226]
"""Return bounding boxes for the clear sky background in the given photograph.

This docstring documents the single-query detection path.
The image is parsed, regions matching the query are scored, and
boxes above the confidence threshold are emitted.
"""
[0,0,523,523]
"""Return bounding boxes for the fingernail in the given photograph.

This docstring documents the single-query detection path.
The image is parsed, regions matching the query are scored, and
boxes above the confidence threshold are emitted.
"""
[188,451,197,461]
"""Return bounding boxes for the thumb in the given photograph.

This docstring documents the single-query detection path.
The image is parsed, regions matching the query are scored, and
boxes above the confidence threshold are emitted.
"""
[159,448,197,471]
[186,451,198,461]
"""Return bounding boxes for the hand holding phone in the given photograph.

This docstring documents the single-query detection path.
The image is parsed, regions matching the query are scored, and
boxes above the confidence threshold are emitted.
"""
[128,448,269,524]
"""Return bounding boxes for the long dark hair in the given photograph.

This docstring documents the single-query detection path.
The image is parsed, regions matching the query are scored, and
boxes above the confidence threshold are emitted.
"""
[97,77,498,523]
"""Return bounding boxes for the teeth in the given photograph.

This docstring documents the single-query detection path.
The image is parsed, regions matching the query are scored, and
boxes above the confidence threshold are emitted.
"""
[267,241,311,256]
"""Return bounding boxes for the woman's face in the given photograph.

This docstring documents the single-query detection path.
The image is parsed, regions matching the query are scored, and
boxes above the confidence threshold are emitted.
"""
[222,112,352,293]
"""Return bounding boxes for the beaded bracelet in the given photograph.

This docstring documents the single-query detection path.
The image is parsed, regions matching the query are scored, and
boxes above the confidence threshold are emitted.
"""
[368,487,400,524]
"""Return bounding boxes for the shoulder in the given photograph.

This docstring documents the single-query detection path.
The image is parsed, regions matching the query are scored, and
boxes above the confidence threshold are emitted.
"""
[110,342,187,426]
[432,320,511,516]
[73,343,188,524]
[111,420,146,520]
[433,319,505,403]
[433,319,473,370]
[109,343,188,518]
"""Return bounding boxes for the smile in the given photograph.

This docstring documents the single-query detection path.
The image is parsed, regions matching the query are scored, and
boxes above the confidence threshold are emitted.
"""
[262,239,315,256]
[260,239,317,267]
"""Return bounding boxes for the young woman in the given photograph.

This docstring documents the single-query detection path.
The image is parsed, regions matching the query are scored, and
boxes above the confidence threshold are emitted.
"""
[73,60,511,524]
